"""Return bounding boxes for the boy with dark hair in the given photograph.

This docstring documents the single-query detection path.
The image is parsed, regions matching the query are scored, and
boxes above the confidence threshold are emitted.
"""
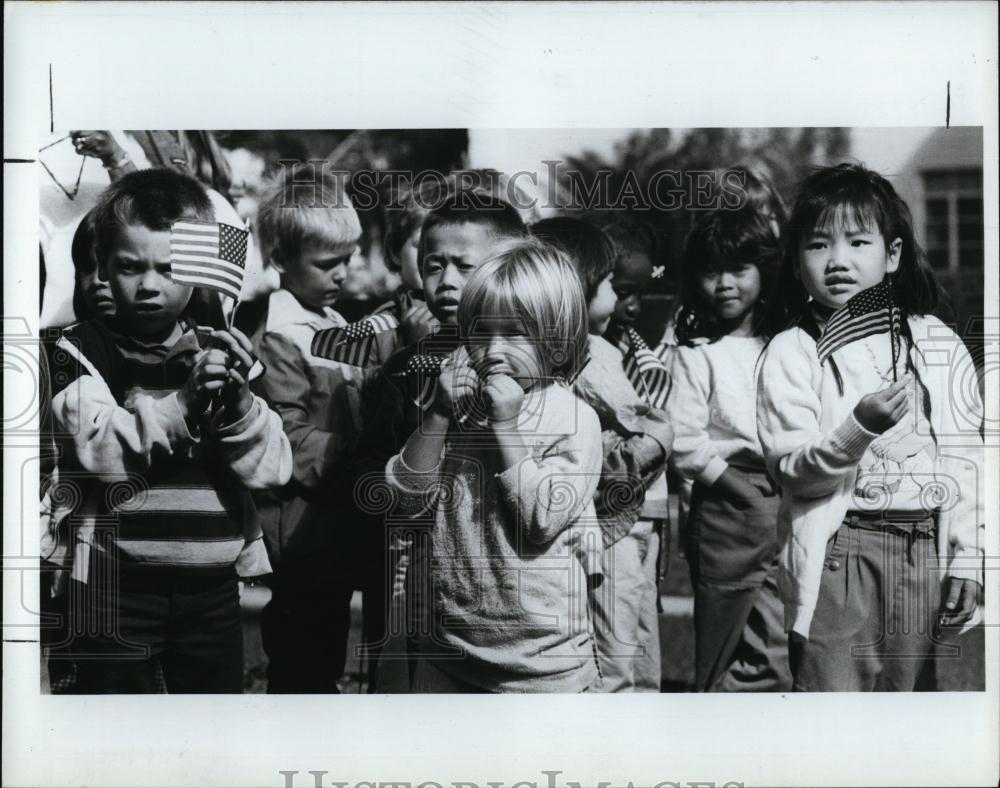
[47,168,292,693]
[354,194,527,691]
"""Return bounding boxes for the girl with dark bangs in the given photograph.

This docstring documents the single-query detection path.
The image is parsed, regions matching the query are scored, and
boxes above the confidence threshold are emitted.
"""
[757,163,983,691]
[667,206,790,692]
[674,207,781,346]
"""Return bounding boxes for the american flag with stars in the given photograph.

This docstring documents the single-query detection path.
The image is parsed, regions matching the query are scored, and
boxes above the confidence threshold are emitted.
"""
[391,353,446,411]
[311,312,400,367]
[616,327,671,409]
[169,220,249,302]
[816,279,901,376]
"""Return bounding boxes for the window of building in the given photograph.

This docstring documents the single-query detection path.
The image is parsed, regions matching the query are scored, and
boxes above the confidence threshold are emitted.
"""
[922,169,984,271]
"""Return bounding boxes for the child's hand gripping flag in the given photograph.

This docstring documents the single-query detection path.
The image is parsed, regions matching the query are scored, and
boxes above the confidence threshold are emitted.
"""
[311,312,401,367]
[392,353,446,412]
[170,220,249,303]
[616,327,670,409]
[171,221,264,381]
[816,279,902,379]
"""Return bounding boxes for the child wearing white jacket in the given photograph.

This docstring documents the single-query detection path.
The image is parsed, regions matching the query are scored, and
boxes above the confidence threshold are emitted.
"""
[757,164,983,691]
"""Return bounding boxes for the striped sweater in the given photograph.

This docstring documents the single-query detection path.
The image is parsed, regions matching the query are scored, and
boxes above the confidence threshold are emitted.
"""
[47,318,292,578]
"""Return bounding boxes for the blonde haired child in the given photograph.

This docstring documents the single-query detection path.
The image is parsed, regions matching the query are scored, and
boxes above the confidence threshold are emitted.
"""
[386,239,604,692]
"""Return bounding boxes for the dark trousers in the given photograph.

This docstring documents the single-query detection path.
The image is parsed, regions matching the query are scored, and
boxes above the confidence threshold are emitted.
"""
[791,516,942,692]
[687,470,790,692]
[71,564,243,694]
[261,577,354,693]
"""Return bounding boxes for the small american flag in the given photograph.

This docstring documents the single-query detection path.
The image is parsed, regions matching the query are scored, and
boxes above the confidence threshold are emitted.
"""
[617,327,670,409]
[311,312,400,367]
[816,280,901,374]
[392,353,445,411]
[169,220,249,302]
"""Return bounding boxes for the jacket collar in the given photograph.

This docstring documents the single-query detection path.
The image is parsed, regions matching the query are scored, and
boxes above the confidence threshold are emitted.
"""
[265,288,345,333]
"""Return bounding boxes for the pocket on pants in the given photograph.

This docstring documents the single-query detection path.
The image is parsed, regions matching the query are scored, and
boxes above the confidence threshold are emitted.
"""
[695,492,779,584]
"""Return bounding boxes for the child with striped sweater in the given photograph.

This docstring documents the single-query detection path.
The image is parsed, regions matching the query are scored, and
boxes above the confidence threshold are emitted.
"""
[47,169,291,693]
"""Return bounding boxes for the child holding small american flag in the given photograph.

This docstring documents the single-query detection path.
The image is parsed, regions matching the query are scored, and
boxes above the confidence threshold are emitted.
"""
[249,163,368,693]
[757,163,984,691]
[46,168,292,693]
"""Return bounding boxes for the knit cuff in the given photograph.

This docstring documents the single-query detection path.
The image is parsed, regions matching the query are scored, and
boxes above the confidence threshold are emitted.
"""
[696,456,730,487]
[385,452,441,494]
[830,412,879,460]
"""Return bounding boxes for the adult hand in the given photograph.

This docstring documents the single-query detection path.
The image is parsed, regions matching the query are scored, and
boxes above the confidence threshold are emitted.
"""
[70,130,128,167]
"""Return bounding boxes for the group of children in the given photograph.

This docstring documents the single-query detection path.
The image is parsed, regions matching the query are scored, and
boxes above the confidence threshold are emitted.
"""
[41,156,983,694]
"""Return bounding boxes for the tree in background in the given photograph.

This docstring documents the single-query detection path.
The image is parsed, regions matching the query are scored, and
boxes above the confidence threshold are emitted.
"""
[557,127,851,342]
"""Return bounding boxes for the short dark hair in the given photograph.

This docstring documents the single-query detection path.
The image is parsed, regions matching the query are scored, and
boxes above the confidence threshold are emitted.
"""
[382,179,443,272]
[530,216,619,303]
[93,168,215,265]
[417,194,527,272]
[70,208,99,322]
[600,213,659,263]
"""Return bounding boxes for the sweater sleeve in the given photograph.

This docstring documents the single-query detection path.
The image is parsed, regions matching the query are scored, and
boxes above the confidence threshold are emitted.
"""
[254,330,352,491]
[757,330,879,498]
[667,345,728,485]
[495,399,603,546]
[384,451,442,519]
[210,395,292,490]
[50,339,196,481]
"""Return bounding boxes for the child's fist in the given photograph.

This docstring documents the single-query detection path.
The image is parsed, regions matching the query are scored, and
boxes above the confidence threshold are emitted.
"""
[180,348,231,419]
[399,302,438,347]
[937,577,980,631]
[431,356,479,419]
[482,373,525,425]
[207,328,257,422]
[853,375,911,434]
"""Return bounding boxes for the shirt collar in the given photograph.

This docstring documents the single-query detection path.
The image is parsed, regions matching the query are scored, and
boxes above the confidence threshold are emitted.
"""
[265,288,345,333]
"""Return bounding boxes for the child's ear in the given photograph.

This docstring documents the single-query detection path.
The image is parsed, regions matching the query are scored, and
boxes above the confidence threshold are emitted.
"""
[886,238,903,274]
[268,250,285,275]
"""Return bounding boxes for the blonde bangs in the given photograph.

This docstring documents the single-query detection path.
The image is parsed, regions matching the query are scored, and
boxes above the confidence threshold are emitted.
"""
[459,239,589,380]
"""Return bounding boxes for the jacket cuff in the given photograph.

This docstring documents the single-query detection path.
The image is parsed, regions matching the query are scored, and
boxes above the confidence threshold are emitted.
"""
[830,412,879,460]
[697,456,729,487]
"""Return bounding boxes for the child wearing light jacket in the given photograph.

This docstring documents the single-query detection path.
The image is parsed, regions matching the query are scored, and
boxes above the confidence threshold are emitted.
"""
[757,163,983,691]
